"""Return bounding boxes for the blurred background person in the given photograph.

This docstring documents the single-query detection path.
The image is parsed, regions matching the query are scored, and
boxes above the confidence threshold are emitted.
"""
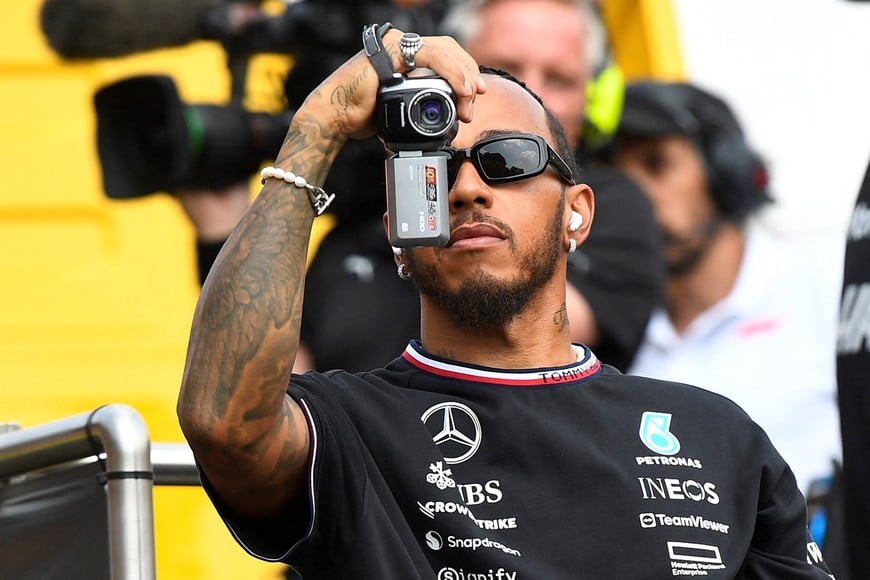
[832,7,870,579]
[608,80,843,500]
[837,157,870,580]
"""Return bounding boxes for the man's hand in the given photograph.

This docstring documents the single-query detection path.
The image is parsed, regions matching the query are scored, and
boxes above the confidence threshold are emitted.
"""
[294,29,486,148]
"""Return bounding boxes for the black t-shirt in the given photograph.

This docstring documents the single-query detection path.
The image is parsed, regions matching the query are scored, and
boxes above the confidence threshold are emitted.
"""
[301,166,664,373]
[205,343,833,579]
[837,159,870,579]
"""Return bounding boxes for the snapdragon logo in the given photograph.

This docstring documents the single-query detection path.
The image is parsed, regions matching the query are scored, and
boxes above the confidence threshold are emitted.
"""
[639,411,681,455]
[446,535,521,557]
[426,530,444,550]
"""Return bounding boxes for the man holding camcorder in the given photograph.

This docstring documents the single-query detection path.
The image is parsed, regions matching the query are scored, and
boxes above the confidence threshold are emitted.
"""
[178,24,834,579]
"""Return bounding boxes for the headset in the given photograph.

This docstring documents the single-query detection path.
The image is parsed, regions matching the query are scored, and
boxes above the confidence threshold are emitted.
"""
[620,82,772,222]
[583,58,624,149]
[581,1,624,150]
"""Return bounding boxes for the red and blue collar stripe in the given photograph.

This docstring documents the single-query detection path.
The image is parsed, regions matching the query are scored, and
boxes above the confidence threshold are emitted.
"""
[401,341,601,387]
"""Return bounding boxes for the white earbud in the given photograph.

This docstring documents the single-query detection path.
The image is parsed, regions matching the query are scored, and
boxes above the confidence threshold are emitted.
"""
[568,211,583,232]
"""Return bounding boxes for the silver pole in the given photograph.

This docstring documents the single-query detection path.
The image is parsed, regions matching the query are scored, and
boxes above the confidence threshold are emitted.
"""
[89,405,156,580]
[0,404,156,579]
[151,442,200,486]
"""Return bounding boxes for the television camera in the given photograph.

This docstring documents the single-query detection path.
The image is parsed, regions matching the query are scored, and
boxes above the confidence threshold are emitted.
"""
[91,0,447,199]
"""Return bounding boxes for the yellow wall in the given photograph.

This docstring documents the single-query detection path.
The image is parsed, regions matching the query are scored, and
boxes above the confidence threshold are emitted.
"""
[0,1,285,578]
[603,0,686,81]
[0,1,682,578]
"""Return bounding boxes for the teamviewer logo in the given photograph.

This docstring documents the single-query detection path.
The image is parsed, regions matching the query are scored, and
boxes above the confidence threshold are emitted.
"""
[639,513,656,528]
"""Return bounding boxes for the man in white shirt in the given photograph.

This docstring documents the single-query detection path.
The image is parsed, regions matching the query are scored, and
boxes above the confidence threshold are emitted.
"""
[611,81,843,494]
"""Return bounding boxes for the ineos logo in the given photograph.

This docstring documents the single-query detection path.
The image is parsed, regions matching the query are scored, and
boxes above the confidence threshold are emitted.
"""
[422,402,482,464]
[637,477,720,505]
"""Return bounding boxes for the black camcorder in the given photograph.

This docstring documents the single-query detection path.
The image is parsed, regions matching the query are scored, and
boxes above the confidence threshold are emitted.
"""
[377,72,457,153]
[378,71,457,247]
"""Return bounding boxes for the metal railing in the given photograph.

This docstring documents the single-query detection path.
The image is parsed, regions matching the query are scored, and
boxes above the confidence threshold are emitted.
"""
[0,404,200,580]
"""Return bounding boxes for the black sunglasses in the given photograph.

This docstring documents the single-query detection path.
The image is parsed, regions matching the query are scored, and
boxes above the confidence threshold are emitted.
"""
[441,133,576,188]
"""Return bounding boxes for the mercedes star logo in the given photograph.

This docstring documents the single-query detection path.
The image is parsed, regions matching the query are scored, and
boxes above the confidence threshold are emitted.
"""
[421,402,482,464]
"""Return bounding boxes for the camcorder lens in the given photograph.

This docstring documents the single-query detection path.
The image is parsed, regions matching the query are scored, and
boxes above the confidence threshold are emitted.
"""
[420,100,444,125]
[409,90,456,136]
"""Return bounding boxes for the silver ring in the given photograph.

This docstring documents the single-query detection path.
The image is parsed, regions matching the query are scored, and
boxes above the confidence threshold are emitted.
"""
[399,32,423,69]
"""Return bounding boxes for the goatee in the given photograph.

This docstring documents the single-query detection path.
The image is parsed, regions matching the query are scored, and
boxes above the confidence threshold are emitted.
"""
[407,200,564,331]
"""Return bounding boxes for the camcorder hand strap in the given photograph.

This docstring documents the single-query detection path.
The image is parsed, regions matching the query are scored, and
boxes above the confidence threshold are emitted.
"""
[362,22,402,86]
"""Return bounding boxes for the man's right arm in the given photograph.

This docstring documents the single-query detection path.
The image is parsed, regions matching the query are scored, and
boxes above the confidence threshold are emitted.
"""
[176,105,337,517]
[176,47,377,517]
[176,30,486,519]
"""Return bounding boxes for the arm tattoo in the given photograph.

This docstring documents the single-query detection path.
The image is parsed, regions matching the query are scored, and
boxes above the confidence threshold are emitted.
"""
[180,108,344,496]
[328,66,370,135]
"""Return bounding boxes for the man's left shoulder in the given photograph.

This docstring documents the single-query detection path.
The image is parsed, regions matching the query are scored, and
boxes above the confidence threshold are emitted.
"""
[606,370,756,422]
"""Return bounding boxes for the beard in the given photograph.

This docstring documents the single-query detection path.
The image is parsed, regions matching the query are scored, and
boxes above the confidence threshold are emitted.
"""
[406,197,565,331]
[663,219,723,276]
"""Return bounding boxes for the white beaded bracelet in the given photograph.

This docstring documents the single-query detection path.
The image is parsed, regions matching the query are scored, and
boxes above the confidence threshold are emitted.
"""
[260,166,335,216]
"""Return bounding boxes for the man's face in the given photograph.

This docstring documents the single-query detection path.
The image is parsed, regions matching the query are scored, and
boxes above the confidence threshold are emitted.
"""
[401,76,589,330]
[613,135,718,274]
[465,0,589,149]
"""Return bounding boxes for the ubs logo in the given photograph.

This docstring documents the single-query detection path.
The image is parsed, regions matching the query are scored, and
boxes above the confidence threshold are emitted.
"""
[422,402,482,464]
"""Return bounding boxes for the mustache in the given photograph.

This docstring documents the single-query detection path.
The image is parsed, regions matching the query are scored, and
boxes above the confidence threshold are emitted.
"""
[429,210,517,257]
[450,210,515,242]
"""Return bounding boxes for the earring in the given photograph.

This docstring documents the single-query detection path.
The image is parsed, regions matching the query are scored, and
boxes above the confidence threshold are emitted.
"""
[568,239,577,254]
[568,211,583,232]
[397,263,412,280]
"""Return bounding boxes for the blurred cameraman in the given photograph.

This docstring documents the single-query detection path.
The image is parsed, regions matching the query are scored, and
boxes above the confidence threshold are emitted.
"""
[41,0,447,374]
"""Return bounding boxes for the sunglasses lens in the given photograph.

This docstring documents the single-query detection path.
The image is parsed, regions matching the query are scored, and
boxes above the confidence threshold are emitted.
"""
[477,138,542,181]
[444,135,553,188]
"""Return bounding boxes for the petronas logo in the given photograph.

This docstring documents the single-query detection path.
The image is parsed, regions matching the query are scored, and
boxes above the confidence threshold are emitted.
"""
[639,411,681,456]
